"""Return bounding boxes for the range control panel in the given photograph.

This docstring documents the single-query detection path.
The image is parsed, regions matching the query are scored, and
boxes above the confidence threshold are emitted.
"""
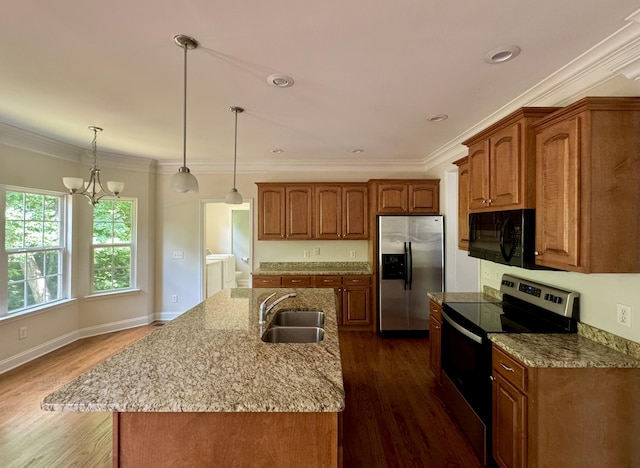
[500,274,580,318]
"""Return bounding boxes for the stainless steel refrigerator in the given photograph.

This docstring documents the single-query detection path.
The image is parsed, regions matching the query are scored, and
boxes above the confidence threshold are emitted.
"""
[378,215,444,332]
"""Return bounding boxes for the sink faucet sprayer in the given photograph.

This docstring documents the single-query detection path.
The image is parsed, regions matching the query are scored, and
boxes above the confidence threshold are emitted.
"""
[259,292,297,324]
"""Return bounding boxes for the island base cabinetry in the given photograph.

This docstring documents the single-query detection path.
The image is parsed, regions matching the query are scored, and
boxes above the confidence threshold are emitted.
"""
[113,411,341,468]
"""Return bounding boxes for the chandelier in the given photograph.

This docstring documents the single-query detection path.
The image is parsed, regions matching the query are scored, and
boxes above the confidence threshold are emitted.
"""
[62,126,125,205]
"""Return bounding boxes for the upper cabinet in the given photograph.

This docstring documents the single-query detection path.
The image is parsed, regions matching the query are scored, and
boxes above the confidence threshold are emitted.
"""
[532,97,640,273]
[257,182,368,240]
[462,108,558,212]
[257,184,312,240]
[453,157,470,250]
[372,180,440,214]
[314,184,369,240]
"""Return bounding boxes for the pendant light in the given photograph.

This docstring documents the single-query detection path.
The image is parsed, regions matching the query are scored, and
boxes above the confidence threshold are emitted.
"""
[225,106,244,205]
[62,126,125,206]
[170,34,199,193]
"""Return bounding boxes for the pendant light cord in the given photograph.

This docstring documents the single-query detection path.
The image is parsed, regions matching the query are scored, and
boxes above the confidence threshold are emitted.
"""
[182,43,188,169]
[233,109,238,189]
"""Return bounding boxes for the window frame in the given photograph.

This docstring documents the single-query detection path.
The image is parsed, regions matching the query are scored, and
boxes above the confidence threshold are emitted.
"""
[1,185,70,318]
[89,197,137,296]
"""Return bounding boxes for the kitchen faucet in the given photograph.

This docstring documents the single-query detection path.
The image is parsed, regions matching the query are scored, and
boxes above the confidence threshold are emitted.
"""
[259,292,297,324]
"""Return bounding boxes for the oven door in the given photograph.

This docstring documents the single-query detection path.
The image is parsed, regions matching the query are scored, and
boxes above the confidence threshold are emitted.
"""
[441,309,492,421]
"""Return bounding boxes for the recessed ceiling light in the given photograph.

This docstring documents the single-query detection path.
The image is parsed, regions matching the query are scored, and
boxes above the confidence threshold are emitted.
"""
[484,45,521,64]
[427,114,448,122]
[351,149,364,154]
[270,148,284,154]
[267,74,295,88]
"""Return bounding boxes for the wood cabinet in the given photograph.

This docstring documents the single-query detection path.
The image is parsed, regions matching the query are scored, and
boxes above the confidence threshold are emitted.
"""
[257,183,368,240]
[314,184,368,239]
[462,108,558,212]
[254,273,373,330]
[257,184,313,240]
[428,300,442,384]
[532,97,640,273]
[491,344,640,468]
[372,180,440,214]
[453,157,470,250]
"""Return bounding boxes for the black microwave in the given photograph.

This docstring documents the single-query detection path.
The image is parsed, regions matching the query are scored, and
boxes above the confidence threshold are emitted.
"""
[468,209,538,269]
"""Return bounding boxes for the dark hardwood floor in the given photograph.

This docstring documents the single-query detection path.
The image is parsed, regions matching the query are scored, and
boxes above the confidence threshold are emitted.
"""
[0,326,481,468]
[340,332,481,468]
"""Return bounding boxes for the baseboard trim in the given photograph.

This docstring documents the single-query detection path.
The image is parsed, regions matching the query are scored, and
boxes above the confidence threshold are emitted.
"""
[154,311,183,322]
[0,315,154,375]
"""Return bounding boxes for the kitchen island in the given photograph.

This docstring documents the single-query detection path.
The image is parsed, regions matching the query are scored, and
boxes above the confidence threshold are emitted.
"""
[42,288,344,468]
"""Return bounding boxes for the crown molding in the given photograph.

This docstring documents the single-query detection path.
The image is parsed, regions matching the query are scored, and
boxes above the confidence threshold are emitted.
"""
[0,122,156,172]
[423,11,640,170]
[156,158,428,175]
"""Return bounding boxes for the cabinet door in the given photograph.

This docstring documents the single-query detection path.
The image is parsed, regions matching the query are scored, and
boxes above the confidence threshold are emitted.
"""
[342,285,371,326]
[429,315,442,384]
[314,185,342,239]
[468,140,491,210]
[457,159,471,250]
[258,185,286,240]
[342,185,369,239]
[408,182,439,213]
[493,373,527,468]
[535,118,580,269]
[377,184,408,213]
[490,123,522,208]
[285,186,313,239]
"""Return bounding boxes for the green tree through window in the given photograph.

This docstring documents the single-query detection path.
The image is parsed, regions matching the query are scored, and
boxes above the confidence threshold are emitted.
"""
[92,199,135,292]
[5,190,64,313]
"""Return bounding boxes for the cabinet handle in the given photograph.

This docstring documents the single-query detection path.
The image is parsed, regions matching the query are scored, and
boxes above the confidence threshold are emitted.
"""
[352,279,362,283]
[489,375,495,382]
[500,362,515,373]
[534,251,540,256]
[291,280,302,283]
[434,325,440,329]
[323,279,332,283]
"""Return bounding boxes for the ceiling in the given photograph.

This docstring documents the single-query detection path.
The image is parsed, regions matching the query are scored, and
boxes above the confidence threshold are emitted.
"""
[1,1,639,171]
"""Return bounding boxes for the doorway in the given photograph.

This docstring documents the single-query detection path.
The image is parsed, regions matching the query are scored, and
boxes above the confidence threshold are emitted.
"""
[202,200,252,297]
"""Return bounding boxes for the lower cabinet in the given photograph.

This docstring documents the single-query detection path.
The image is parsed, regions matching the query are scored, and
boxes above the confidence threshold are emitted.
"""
[428,300,442,384]
[253,274,373,330]
[492,344,640,468]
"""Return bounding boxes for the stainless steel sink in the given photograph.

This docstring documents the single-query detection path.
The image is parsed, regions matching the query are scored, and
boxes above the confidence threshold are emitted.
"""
[261,326,325,343]
[271,309,325,327]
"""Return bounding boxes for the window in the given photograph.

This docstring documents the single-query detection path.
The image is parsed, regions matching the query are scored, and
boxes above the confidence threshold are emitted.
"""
[3,188,66,314]
[91,199,136,294]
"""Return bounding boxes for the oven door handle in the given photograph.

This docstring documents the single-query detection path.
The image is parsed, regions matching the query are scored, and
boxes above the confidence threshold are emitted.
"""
[441,310,483,344]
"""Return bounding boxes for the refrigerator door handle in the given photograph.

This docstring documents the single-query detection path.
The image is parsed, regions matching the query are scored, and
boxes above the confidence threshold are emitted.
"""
[408,241,413,290]
[403,242,408,290]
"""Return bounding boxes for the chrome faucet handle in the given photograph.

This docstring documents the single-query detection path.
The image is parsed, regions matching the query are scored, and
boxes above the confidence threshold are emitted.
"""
[259,292,277,324]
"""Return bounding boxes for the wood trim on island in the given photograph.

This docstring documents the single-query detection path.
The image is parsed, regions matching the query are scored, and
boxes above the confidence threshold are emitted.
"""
[113,411,341,468]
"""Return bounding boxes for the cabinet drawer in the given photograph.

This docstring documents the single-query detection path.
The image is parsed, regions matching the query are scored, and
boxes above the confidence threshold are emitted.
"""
[252,275,281,288]
[429,300,442,321]
[314,276,342,288]
[281,275,312,288]
[342,275,371,286]
[492,346,527,392]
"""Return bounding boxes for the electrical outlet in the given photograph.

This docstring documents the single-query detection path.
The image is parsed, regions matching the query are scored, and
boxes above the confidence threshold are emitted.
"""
[19,326,27,340]
[171,295,178,303]
[495,271,500,281]
[172,251,184,259]
[616,303,632,328]
[314,247,320,255]
[303,250,310,258]
[350,250,357,258]
[483,270,491,280]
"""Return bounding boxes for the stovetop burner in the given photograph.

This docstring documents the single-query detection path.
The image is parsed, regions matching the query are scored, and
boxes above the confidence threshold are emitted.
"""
[443,274,580,337]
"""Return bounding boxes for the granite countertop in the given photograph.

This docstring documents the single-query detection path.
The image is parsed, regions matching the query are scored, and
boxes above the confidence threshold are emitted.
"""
[489,333,640,369]
[427,287,501,305]
[42,288,344,413]
[253,261,373,276]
